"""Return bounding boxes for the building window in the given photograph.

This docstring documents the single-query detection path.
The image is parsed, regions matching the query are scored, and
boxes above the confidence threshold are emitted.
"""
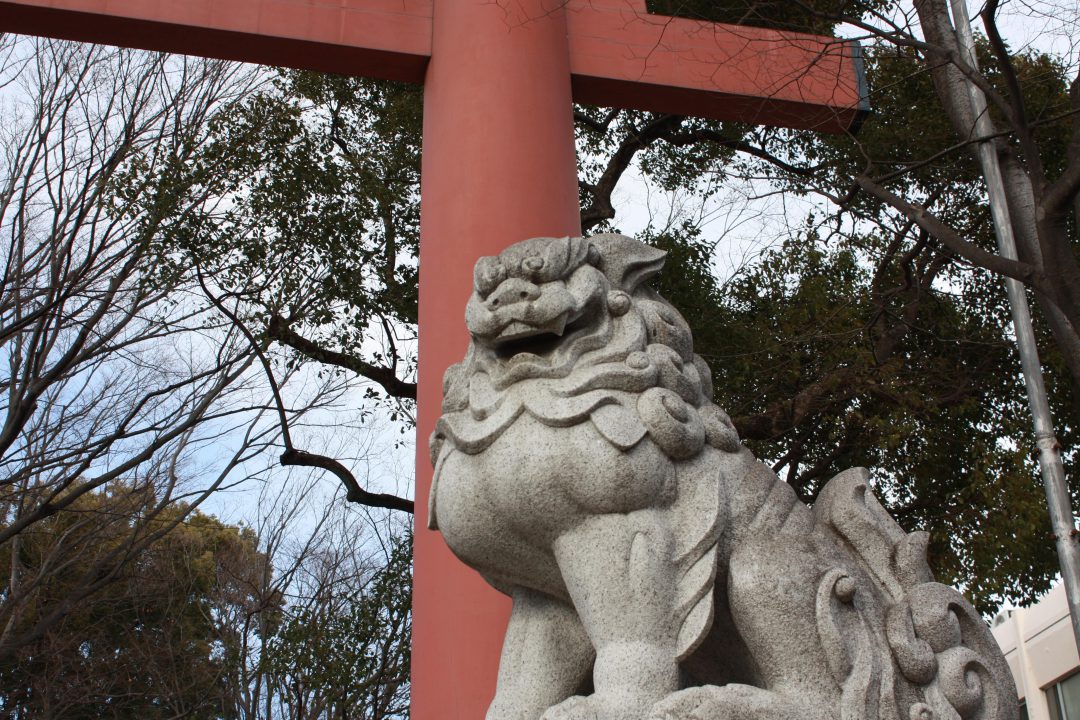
[1047,673,1080,720]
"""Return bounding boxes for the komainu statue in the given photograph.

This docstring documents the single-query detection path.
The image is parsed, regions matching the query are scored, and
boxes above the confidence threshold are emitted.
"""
[428,234,1017,720]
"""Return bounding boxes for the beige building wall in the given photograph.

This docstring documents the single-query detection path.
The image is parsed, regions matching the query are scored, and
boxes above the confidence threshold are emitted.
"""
[992,584,1080,719]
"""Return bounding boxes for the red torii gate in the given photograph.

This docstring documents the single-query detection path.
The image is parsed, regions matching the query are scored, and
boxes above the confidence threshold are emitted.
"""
[0,1,867,716]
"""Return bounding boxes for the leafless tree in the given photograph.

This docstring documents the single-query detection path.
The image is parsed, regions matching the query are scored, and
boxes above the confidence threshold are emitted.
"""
[213,474,411,720]
[0,36,280,660]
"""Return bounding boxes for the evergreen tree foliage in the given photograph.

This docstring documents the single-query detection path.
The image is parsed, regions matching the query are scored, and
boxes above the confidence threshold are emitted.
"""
[0,493,275,718]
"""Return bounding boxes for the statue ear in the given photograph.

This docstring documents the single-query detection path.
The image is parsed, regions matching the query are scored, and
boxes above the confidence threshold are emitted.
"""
[588,234,667,292]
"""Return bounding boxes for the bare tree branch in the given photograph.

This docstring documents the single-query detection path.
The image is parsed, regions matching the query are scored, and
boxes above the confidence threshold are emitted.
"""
[266,314,417,401]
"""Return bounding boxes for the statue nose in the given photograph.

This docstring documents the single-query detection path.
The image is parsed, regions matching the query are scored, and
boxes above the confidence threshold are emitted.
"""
[486,278,541,308]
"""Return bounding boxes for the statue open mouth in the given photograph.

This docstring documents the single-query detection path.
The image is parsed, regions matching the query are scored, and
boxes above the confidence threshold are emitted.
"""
[491,311,592,361]
[493,331,566,361]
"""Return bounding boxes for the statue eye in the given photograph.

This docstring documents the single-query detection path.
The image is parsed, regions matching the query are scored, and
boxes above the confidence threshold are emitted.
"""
[475,258,506,296]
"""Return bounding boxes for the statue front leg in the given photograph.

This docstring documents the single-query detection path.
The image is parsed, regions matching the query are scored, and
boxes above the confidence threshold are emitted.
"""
[546,511,679,720]
[488,588,594,720]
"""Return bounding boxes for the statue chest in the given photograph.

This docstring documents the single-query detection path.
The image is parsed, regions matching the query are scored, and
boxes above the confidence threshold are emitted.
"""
[433,413,675,564]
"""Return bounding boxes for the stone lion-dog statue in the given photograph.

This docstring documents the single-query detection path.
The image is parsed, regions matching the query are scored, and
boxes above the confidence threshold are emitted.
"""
[428,234,1017,720]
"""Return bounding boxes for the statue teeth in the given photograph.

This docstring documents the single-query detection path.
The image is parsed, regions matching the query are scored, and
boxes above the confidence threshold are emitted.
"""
[495,314,568,343]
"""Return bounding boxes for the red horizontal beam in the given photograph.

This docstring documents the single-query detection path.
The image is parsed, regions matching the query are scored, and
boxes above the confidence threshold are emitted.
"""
[566,0,868,133]
[0,0,433,82]
[0,0,867,130]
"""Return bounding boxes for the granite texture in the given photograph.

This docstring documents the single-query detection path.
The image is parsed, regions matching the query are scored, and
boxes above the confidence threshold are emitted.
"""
[429,234,1017,720]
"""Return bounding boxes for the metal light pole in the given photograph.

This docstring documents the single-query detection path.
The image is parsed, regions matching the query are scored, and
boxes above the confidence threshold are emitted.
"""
[947,0,1080,649]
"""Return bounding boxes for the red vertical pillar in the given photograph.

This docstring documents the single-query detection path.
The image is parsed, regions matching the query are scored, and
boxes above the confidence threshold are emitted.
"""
[413,1,582,718]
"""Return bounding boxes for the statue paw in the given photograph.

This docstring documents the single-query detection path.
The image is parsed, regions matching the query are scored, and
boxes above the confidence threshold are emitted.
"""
[541,695,604,720]
[543,692,661,720]
[646,687,724,720]
[646,685,821,720]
